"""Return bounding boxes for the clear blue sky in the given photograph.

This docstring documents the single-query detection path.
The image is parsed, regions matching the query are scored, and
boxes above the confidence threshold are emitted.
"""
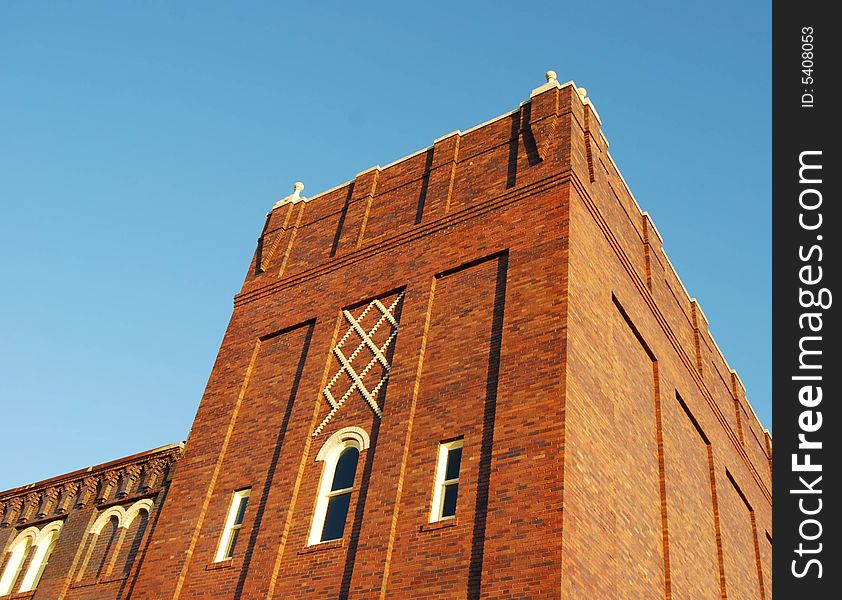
[0,1,770,491]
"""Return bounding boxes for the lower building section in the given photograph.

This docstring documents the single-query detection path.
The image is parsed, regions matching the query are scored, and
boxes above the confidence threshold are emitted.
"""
[0,444,181,599]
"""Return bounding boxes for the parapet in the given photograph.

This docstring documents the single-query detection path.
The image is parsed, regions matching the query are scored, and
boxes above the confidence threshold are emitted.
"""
[0,443,183,527]
[238,71,770,481]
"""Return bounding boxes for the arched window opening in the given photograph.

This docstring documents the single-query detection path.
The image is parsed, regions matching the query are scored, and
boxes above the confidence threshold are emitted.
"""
[77,498,153,583]
[19,530,59,592]
[308,427,369,546]
[119,508,150,576]
[0,521,63,595]
[95,516,121,580]
[320,447,359,542]
[0,535,33,595]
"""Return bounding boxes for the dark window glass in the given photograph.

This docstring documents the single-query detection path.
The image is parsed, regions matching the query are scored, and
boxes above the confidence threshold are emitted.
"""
[227,528,241,557]
[321,493,352,541]
[234,497,249,525]
[442,483,459,518]
[331,448,359,491]
[444,447,462,481]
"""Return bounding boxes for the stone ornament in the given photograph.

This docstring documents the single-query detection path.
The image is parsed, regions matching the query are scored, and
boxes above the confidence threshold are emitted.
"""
[271,181,307,210]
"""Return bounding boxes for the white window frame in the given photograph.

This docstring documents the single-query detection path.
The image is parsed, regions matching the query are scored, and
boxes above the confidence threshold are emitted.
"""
[88,498,154,536]
[0,520,63,595]
[430,439,464,523]
[19,529,59,592]
[0,530,34,596]
[214,489,251,562]
[75,498,153,584]
[307,426,370,546]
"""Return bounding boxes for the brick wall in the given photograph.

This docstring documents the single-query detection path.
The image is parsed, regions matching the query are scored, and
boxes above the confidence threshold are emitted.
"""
[563,86,772,598]
[2,75,771,599]
[131,77,770,598]
[0,444,182,600]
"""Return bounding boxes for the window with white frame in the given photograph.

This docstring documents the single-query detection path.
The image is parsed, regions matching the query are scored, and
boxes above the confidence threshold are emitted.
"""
[0,520,63,596]
[76,498,153,583]
[19,530,59,592]
[214,489,250,562]
[430,439,463,522]
[308,426,369,546]
[0,535,32,596]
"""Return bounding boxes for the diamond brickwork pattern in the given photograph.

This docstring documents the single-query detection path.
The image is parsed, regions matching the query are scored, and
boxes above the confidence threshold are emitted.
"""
[314,292,405,437]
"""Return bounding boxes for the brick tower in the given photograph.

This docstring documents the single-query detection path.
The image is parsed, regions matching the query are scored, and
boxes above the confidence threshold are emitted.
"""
[119,72,772,599]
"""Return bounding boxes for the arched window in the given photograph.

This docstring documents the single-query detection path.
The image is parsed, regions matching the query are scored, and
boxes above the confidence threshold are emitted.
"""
[0,530,34,595]
[92,515,121,580]
[76,498,153,583]
[308,427,369,546]
[23,533,58,591]
[0,521,63,595]
[18,522,62,592]
[117,506,150,576]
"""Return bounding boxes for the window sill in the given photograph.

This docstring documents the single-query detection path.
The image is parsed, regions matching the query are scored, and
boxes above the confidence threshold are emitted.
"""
[206,556,242,571]
[69,573,128,589]
[298,538,344,555]
[69,578,99,590]
[10,591,36,600]
[420,517,458,532]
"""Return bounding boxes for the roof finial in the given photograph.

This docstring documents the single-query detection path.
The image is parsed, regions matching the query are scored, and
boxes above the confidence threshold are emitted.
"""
[292,181,304,201]
[271,181,308,210]
[545,70,558,84]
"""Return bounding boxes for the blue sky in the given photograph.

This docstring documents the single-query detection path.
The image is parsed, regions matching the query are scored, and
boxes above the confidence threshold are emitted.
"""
[0,1,770,491]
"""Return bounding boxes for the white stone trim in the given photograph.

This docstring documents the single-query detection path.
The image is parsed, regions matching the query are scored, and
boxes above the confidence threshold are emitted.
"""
[433,130,461,144]
[0,527,37,595]
[123,498,153,529]
[314,427,370,462]
[314,293,404,437]
[271,182,308,210]
[0,521,64,595]
[89,498,153,536]
[90,505,126,535]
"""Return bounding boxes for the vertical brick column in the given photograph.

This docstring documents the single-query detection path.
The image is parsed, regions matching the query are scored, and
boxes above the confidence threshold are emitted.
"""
[421,132,461,220]
[32,507,94,599]
[333,167,380,256]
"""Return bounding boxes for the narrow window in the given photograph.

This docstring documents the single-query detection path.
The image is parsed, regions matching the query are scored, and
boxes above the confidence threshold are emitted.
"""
[308,427,369,546]
[20,533,58,592]
[0,537,32,595]
[431,439,463,522]
[214,489,250,562]
[320,447,359,542]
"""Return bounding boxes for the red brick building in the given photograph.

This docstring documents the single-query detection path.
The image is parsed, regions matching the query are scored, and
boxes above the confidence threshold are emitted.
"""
[1,73,772,599]
[0,444,181,599]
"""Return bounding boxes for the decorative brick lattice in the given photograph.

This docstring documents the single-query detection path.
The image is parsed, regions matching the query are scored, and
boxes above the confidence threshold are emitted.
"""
[314,292,404,437]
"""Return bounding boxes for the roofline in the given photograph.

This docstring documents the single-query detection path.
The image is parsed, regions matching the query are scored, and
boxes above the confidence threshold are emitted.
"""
[0,442,184,499]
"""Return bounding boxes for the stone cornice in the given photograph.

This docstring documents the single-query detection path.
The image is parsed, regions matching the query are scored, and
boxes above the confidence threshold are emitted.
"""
[0,443,183,507]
